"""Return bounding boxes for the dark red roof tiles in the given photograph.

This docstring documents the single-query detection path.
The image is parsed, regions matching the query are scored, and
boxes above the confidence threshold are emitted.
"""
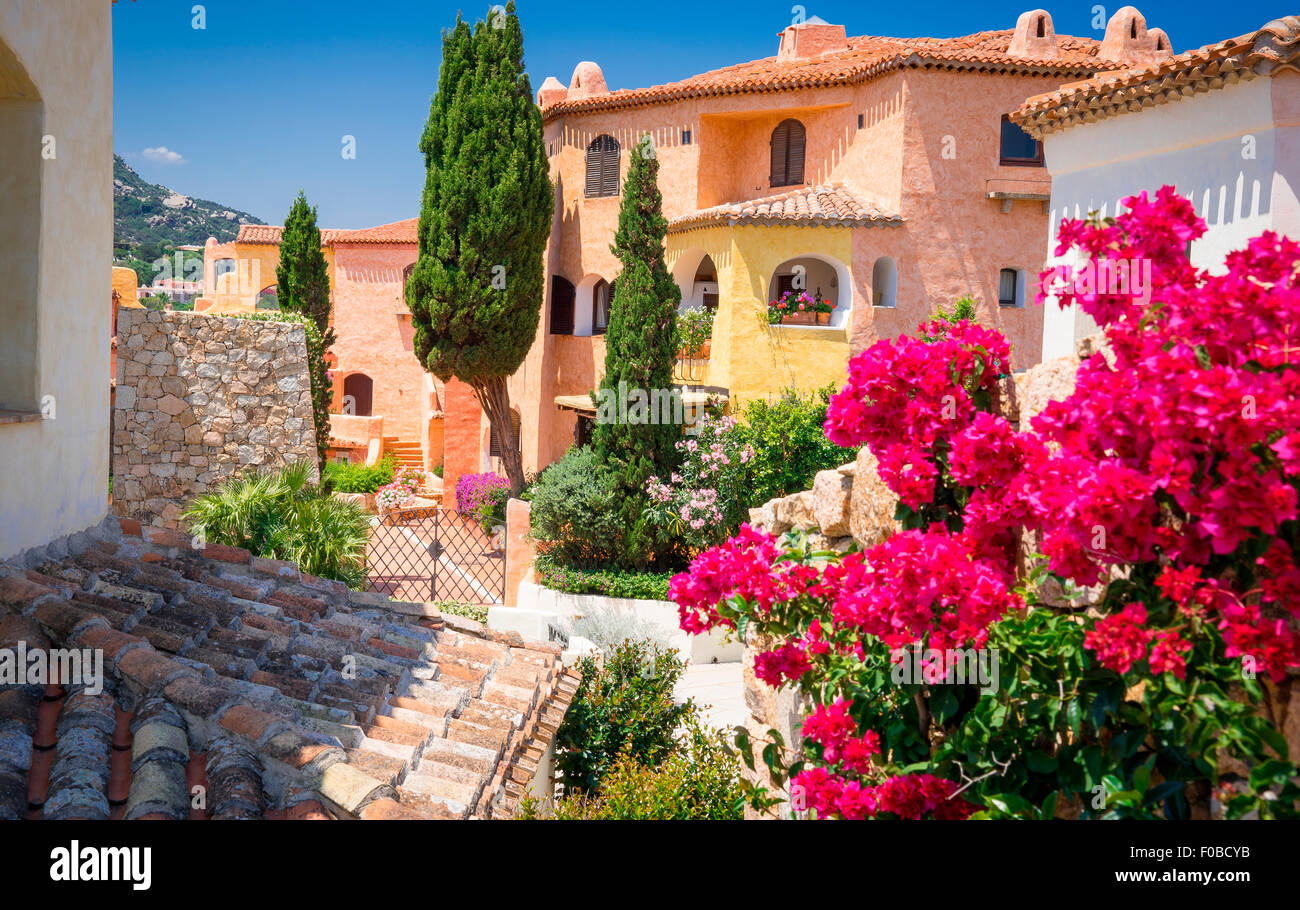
[0,517,579,819]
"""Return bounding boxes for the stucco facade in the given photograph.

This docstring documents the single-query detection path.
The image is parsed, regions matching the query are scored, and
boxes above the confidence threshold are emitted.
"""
[0,1,114,558]
[497,8,1167,477]
[1014,15,1300,360]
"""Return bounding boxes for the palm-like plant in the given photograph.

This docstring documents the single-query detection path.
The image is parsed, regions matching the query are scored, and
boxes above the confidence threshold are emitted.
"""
[183,462,372,587]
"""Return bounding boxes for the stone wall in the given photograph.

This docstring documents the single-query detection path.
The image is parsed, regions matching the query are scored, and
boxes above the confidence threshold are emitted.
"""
[111,309,318,528]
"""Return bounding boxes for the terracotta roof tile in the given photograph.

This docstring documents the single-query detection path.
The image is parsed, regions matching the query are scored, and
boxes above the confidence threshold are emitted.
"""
[1013,17,1300,137]
[544,29,1121,119]
[236,218,418,247]
[0,517,578,820]
[668,183,902,232]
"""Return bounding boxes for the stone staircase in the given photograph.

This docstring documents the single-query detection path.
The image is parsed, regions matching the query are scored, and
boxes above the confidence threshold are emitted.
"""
[381,436,423,471]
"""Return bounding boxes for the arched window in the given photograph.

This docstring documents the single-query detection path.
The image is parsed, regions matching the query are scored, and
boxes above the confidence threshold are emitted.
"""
[256,284,279,310]
[593,279,612,335]
[550,275,576,335]
[212,258,236,292]
[585,135,620,197]
[342,373,373,416]
[999,268,1025,308]
[872,257,897,308]
[770,119,806,187]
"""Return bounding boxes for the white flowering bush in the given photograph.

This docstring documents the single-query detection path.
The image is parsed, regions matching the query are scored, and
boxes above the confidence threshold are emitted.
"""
[644,413,753,551]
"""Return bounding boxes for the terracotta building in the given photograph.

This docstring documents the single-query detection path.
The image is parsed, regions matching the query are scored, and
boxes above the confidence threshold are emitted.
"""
[442,7,1173,489]
[199,220,443,475]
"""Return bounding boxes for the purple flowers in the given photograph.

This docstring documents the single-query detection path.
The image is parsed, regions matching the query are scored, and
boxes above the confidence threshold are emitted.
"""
[455,472,510,514]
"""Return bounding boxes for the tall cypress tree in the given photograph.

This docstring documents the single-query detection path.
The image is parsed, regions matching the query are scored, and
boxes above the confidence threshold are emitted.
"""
[277,191,335,350]
[592,135,680,567]
[276,191,334,470]
[407,1,552,494]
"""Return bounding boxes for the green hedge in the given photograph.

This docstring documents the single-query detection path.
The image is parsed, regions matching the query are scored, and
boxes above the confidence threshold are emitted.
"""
[534,552,673,601]
[322,457,395,493]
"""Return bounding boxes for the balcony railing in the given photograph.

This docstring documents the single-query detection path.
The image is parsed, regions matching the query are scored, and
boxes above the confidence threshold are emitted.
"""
[673,352,709,385]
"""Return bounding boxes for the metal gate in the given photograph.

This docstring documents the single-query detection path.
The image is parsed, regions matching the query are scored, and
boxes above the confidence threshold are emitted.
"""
[365,506,506,605]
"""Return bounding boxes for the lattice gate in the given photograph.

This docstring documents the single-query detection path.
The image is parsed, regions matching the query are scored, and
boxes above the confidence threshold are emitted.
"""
[364,506,506,605]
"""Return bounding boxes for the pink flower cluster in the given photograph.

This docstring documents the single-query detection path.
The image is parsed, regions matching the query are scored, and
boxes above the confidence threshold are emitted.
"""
[792,767,974,820]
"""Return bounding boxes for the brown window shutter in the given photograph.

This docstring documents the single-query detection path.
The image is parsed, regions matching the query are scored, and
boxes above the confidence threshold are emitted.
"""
[550,275,575,334]
[602,137,620,196]
[770,122,789,186]
[585,138,603,197]
[491,412,521,457]
[786,121,806,184]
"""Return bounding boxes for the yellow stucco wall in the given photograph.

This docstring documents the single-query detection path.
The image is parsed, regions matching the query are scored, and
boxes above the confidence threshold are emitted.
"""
[668,223,854,407]
[206,241,337,314]
[112,266,144,308]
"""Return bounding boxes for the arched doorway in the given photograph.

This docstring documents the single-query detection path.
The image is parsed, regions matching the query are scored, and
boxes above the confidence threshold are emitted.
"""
[256,284,279,310]
[767,254,852,327]
[342,373,374,416]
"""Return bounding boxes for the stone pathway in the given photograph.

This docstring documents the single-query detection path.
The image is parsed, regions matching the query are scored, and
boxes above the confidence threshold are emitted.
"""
[676,661,746,731]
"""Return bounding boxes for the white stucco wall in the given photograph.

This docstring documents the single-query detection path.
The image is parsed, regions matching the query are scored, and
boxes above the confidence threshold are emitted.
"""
[0,2,113,558]
[1039,75,1300,360]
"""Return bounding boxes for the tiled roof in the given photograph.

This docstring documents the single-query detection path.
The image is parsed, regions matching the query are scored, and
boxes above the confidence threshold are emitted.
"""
[236,219,418,247]
[0,518,577,820]
[668,184,902,232]
[543,30,1122,118]
[1013,17,1300,137]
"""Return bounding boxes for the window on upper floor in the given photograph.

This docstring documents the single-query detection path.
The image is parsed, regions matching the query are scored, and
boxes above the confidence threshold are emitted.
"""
[593,279,612,335]
[999,114,1043,166]
[585,134,620,197]
[550,275,576,335]
[770,119,806,187]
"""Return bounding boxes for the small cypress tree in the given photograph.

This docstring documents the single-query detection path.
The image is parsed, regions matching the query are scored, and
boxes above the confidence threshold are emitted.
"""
[592,135,680,567]
[276,191,335,350]
[407,2,552,495]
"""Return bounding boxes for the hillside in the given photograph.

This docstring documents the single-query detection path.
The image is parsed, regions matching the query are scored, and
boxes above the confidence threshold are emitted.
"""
[113,154,265,252]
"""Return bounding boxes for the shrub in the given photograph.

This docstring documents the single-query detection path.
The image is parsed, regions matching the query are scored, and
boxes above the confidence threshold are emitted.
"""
[673,189,1300,820]
[553,639,693,795]
[643,411,754,552]
[519,717,743,819]
[739,386,857,507]
[183,462,370,588]
[534,552,672,601]
[434,600,489,624]
[675,307,714,356]
[528,447,626,566]
[323,457,395,494]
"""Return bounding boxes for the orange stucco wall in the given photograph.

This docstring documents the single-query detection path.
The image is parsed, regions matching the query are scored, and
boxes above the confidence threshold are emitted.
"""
[329,242,423,441]
[442,378,484,503]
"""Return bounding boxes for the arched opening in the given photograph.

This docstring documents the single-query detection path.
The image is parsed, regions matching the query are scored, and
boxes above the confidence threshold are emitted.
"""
[0,35,43,412]
[672,248,719,313]
[342,373,374,417]
[767,254,851,327]
[770,119,806,188]
[872,257,898,308]
[575,274,616,336]
[256,284,279,310]
[212,258,236,293]
[585,134,620,197]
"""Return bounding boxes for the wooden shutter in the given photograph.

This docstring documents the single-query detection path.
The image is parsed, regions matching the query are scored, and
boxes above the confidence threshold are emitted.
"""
[586,135,619,197]
[770,119,806,187]
[602,137,620,197]
[490,411,521,457]
[550,275,575,334]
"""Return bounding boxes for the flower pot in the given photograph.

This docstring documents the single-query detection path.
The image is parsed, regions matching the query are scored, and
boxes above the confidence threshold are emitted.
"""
[816,311,831,326]
[782,311,815,325]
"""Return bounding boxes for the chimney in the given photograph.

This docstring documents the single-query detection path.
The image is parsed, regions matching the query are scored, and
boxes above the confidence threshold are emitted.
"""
[1008,9,1060,60]
[567,61,608,100]
[1099,7,1174,66]
[777,16,849,61]
[537,76,568,107]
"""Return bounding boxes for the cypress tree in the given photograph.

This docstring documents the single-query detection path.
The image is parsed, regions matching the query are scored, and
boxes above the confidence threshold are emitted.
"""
[275,191,334,470]
[407,1,552,494]
[592,135,680,567]
[276,191,335,350]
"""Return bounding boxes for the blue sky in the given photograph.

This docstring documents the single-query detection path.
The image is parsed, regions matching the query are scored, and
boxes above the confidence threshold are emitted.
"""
[113,0,1287,229]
